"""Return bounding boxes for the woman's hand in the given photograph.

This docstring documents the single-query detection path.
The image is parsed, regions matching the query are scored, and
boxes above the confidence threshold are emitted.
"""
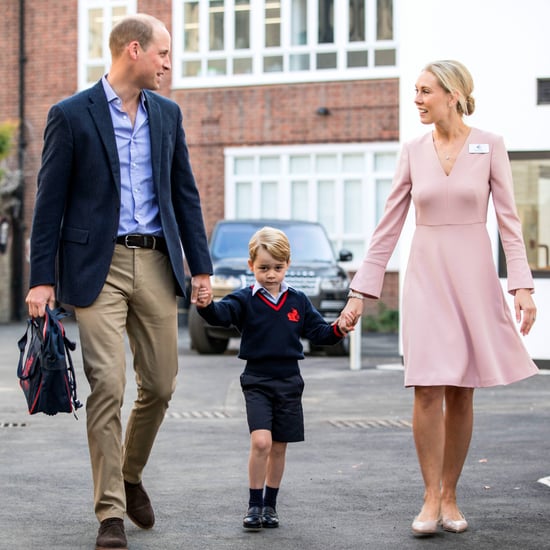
[514,288,537,335]
[340,293,366,331]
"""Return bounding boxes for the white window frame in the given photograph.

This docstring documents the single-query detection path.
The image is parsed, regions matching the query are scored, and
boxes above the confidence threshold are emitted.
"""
[172,0,398,89]
[77,0,137,91]
[224,143,400,270]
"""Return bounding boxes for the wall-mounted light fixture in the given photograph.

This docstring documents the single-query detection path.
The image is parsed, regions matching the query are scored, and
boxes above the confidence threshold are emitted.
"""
[316,106,330,116]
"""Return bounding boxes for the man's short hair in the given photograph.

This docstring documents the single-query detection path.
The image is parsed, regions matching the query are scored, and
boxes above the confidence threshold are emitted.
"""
[109,14,165,57]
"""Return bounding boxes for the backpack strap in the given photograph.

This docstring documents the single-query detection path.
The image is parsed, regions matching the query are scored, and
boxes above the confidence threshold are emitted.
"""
[16,319,31,379]
[63,330,82,416]
[16,318,41,380]
[45,306,83,416]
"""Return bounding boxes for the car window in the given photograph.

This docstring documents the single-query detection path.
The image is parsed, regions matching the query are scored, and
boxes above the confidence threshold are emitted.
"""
[285,226,335,262]
[211,224,259,260]
[211,223,336,263]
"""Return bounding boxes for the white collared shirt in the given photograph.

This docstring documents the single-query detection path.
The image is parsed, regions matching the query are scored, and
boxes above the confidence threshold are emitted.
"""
[251,281,289,304]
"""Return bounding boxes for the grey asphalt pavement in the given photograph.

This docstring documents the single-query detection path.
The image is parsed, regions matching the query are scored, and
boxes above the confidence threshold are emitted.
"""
[1,321,549,550]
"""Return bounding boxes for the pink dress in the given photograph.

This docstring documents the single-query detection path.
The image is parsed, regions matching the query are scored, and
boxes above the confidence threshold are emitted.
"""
[351,127,538,387]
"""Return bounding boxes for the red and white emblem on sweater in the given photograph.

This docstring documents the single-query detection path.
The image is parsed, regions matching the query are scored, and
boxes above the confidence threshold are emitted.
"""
[287,308,300,322]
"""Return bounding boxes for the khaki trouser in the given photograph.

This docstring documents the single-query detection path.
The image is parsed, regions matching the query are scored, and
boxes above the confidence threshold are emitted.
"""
[74,245,178,522]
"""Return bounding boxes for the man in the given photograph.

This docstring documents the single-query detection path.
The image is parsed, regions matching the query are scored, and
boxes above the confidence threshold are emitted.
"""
[26,14,213,550]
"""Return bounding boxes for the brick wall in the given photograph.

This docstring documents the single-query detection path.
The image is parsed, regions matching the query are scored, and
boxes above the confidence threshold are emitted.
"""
[0,2,20,123]
[363,271,399,315]
[172,79,399,233]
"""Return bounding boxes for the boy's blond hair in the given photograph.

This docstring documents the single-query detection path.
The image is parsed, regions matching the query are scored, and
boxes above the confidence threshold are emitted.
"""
[248,226,291,263]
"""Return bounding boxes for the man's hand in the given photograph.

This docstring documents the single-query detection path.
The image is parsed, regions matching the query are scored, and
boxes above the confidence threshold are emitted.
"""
[195,287,213,309]
[190,274,212,305]
[25,285,56,318]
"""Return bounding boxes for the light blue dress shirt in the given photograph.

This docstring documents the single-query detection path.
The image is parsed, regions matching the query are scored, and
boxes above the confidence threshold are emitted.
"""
[102,76,162,237]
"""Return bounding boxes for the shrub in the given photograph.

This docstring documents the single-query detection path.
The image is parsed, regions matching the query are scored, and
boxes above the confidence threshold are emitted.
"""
[0,120,18,163]
[362,302,399,333]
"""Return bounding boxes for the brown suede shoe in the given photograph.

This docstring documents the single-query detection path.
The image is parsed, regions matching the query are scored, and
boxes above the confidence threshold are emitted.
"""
[96,517,127,550]
[124,480,155,529]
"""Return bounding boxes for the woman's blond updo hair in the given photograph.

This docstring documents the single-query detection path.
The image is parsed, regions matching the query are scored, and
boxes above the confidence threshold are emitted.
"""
[424,60,476,116]
[249,227,291,263]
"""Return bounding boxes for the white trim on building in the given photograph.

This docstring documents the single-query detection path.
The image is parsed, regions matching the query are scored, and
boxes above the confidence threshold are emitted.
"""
[224,143,400,270]
[77,0,137,91]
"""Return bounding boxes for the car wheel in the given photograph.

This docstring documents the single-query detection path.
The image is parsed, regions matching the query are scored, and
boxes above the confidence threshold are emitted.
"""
[188,305,229,354]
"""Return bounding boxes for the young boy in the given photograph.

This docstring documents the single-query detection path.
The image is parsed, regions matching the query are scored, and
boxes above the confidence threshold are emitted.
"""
[196,226,351,530]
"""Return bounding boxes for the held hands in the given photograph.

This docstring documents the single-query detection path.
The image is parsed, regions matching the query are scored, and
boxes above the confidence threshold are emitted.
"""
[334,311,357,335]
[190,274,212,309]
[514,288,537,336]
[195,286,213,308]
[336,294,366,334]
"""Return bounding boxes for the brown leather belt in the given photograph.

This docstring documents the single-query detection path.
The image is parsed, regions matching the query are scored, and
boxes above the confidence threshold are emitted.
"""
[116,234,168,255]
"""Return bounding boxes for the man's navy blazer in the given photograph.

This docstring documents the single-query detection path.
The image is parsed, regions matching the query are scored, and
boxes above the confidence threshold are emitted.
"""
[29,80,213,307]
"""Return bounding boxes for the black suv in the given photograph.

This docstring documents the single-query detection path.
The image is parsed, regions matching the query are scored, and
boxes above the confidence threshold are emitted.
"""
[188,219,353,355]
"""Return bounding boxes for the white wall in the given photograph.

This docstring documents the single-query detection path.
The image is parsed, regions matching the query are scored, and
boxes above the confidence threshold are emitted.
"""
[396,0,550,359]
[398,0,550,148]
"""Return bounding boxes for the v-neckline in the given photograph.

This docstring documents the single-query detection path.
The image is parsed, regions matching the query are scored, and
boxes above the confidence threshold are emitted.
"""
[433,127,473,177]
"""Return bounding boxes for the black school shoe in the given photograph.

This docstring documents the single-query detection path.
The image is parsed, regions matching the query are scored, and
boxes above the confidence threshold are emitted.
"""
[261,506,279,528]
[243,506,263,530]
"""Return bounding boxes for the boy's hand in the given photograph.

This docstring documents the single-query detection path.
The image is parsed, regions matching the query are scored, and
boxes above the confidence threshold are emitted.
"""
[335,311,356,334]
[195,287,213,308]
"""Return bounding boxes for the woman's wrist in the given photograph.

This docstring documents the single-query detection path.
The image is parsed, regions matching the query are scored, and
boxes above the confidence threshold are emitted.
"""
[347,290,365,300]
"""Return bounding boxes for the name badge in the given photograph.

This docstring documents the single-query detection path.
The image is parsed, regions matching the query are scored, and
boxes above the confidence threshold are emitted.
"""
[469,143,489,154]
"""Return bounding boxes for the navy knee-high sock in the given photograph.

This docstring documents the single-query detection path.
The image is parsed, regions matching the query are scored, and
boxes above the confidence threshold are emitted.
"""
[264,486,279,510]
[248,488,263,508]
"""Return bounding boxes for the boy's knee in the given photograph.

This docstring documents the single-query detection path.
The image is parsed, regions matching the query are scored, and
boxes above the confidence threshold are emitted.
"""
[251,430,272,454]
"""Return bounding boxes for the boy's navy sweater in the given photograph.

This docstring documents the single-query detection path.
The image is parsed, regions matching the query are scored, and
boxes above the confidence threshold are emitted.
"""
[197,286,345,378]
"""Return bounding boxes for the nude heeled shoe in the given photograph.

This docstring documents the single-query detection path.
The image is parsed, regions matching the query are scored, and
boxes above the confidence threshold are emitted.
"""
[440,513,468,533]
[412,516,440,536]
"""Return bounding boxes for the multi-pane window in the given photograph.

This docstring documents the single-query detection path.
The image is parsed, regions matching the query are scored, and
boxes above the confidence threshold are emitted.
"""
[173,0,396,88]
[225,144,399,268]
[78,0,136,90]
[499,155,550,277]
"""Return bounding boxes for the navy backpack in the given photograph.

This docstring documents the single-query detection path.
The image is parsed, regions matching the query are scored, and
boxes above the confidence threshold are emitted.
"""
[17,305,82,416]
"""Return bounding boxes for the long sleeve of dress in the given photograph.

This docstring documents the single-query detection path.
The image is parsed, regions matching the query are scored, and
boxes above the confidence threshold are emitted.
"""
[349,144,412,298]
[489,135,534,293]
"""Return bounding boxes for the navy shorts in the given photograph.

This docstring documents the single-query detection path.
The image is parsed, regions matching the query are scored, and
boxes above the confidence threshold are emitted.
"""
[240,372,305,443]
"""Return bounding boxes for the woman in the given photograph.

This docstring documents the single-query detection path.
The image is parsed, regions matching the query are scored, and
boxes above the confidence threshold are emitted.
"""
[342,60,538,535]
